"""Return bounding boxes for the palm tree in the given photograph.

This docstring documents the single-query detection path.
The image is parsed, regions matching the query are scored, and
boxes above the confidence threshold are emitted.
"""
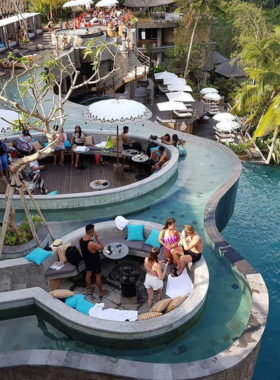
[233,27,280,164]
[178,0,226,78]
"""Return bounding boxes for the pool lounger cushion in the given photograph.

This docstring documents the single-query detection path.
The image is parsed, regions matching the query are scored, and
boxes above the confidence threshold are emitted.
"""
[165,295,188,313]
[150,298,173,313]
[45,261,85,277]
[49,289,74,299]
[138,312,162,321]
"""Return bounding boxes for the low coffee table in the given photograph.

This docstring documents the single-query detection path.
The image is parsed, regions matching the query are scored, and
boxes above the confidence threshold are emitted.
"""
[90,180,110,191]
[132,154,149,180]
[103,242,129,263]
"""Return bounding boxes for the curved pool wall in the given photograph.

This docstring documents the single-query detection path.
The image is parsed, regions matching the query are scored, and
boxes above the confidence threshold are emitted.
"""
[0,130,178,212]
[53,29,107,46]
[0,136,269,379]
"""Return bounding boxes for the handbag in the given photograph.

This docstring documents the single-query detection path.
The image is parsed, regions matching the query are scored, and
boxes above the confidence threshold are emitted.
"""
[150,135,158,141]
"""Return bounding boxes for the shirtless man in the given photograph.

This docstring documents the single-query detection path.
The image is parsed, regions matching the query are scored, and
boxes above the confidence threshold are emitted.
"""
[79,224,109,297]
[171,224,203,277]
[150,146,168,172]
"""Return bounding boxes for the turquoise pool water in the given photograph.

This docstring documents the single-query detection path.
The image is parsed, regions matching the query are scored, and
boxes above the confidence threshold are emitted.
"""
[0,141,252,363]
[223,163,280,380]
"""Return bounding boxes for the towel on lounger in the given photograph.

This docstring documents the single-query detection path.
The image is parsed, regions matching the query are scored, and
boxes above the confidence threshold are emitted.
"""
[166,269,193,298]
[89,303,138,321]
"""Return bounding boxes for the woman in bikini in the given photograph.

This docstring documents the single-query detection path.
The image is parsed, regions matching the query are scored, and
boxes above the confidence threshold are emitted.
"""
[171,224,203,277]
[158,217,180,264]
[144,247,169,308]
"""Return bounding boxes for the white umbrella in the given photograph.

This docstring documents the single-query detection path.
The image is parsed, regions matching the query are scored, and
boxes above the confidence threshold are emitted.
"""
[84,99,152,165]
[163,77,186,85]
[215,121,240,133]
[154,71,176,80]
[157,102,187,111]
[63,0,92,7]
[167,84,193,92]
[0,109,20,137]
[203,93,222,101]
[96,0,118,7]
[213,113,237,122]
[166,92,195,102]
[200,88,218,95]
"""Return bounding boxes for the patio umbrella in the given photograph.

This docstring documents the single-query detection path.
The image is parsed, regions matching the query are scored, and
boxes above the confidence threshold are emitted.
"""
[0,109,20,137]
[63,0,92,7]
[95,0,118,7]
[163,77,186,85]
[157,102,187,112]
[154,71,176,80]
[84,98,152,165]
[215,121,240,133]
[200,88,218,95]
[203,93,222,101]
[167,84,193,92]
[213,113,236,122]
[166,92,195,103]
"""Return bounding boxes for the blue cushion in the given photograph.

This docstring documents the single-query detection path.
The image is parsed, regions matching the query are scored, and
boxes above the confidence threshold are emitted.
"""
[76,298,94,315]
[65,294,85,308]
[127,224,144,241]
[25,247,52,265]
[145,229,160,248]
[47,190,58,195]
[32,138,35,143]
[64,140,71,148]
[150,146,159,153]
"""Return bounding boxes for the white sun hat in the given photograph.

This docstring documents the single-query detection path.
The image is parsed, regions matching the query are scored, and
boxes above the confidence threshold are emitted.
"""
[50,239,63,249]
[115,216,130,230]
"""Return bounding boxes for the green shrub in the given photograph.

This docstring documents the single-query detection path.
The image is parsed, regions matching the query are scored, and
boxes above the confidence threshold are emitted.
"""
[2,215,42,246]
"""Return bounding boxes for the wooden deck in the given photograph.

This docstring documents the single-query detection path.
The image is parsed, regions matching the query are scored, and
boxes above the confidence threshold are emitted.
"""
[33,155,150,195]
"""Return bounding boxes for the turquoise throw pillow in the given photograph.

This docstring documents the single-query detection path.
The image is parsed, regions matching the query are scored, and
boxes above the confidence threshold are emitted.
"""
[32,138,35,143]
[145,229,160,248]
[43,143,48,147]
[76,298,94,315]
[25,247,52,265]
[65,294,85,308]
[47,191,58,195]
[127,224,144,241]
[65,140,71,148]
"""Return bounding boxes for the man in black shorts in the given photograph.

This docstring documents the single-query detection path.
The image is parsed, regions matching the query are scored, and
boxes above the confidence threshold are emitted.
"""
[80,224,109,297]
[172,224,203,277]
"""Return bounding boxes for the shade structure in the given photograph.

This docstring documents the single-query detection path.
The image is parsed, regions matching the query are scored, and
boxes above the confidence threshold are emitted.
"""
[154,71,176,80]
[167,84,193,92]
[203,93,222,101]
[215,121,240,133]
[200,88,218,95]
[163,77,186,85]
[84,99,152,165]
[213,113,236,122]
[63,0,92,7]
[157,102,187,112]
[95,0,118,7]
[166,92,195,103]
[0,109,20,137]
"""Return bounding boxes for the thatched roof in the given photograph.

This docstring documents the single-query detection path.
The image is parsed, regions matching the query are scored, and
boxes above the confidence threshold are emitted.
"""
[215,57,246,78]
[124,0,175,8]
[213,51,229,66]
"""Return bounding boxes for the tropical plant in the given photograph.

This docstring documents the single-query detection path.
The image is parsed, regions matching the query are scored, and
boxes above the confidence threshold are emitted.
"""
[232,27,280,164]
[2,215,42,246]
[177,0,226,78]
[226,142,249,154]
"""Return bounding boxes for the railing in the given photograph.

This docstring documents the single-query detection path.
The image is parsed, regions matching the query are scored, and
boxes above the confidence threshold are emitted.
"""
[133,46,150,78]
[96,73,117,93]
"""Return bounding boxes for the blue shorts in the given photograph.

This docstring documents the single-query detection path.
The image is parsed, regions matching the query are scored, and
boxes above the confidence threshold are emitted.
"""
[55,145,65,151]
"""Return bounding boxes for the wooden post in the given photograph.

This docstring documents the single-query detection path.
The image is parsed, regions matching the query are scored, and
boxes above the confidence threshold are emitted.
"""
[18,186,40,247]
[0,184,15,257]
[116,124,119,166]
[22,180,55,241]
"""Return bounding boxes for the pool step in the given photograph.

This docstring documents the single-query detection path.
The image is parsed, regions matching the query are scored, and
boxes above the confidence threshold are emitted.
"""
[0,277,12,292]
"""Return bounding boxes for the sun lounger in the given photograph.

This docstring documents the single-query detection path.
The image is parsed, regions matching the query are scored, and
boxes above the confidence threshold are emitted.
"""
[158,84,169,93]
[215,131,235,139]
[216,136,235,143]
[173,110,192,118]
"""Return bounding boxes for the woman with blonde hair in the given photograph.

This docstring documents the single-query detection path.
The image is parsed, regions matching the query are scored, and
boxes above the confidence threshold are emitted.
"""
[144,247,169,308]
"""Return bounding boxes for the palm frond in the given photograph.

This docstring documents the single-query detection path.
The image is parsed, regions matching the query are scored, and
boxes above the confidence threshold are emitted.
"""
[253,94,280,138]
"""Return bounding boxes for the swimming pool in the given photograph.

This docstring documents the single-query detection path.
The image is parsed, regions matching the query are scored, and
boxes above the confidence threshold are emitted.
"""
[223,163,280,380]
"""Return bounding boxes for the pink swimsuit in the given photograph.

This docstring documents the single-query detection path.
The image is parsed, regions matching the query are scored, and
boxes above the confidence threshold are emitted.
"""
[163,235,178,252]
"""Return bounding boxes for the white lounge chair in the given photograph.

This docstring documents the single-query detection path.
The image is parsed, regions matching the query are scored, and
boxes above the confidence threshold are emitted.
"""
[173,110,192,118]
[158,84,169,93]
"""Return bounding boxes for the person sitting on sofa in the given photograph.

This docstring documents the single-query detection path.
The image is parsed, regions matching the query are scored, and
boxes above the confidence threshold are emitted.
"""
[52,125,67,167]
[148,146,168,173]
[17,130,33,156]
[71,125,85,168]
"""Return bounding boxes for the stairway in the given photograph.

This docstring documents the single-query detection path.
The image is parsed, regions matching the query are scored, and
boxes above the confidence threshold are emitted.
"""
[43,32,52,44]
[125,52,147,80]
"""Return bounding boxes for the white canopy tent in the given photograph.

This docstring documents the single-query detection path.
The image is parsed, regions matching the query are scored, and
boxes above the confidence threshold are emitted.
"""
[200,88,218,95]
[167,84,193,92]
[157,102,187,111]
[154,71,176,80]
[163,77,186,85]
[213,113,237,122]
[215,121,240,133]
[166,92,195,102]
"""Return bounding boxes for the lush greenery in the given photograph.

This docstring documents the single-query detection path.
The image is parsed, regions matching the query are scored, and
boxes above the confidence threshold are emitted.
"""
[4,215,42,246]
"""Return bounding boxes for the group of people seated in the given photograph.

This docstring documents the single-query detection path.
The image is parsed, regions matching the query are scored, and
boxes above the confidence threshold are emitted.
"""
[78,218,202,308]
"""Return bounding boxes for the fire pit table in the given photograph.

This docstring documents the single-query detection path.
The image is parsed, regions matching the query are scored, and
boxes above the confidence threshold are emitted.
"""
[110,262,144,298]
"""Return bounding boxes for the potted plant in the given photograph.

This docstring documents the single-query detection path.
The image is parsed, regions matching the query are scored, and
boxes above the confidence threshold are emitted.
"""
[226,143,250,161]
